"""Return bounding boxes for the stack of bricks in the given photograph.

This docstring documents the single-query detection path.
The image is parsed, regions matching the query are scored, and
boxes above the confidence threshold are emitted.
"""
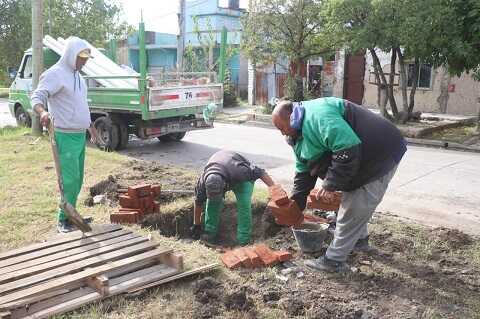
[110,184,161,224]
[221,243,293,269]
[267,185,304,226]
[306,189,342,211]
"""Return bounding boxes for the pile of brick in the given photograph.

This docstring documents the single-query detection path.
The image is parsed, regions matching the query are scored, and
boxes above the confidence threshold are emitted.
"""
[221,244,293,269]
[110,184,161,224]
[267,185,304,226]
[306,188,342,211]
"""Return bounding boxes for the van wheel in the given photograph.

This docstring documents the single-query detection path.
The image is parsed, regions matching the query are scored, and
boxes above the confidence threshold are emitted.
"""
[157,132,186,142]
[15,106,31,128]
[93,116,119,151]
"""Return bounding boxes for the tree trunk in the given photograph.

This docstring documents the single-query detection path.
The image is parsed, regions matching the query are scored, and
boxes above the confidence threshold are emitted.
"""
[396,48,410,124]
[388,48,399,119]
[437,68,451,114]
[408,58,420,114]
[369,48,393,121]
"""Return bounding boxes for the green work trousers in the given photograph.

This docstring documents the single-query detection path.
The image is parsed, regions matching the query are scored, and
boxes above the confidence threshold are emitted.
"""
[55,130,86,221]
[204,181,254,245]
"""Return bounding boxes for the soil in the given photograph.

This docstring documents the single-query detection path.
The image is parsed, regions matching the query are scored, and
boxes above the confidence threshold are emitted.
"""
[88,159,480,318]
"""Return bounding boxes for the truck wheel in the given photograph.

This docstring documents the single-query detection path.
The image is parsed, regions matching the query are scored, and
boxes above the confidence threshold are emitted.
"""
[93,116,119,151]
[111,117,129,150]
[15,106,32,128]
[157,132,186,142]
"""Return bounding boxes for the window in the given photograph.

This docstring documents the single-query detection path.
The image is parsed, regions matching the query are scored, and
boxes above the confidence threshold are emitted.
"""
[408,63,432,89]
[218,0,248,9]
[21,55,33,79]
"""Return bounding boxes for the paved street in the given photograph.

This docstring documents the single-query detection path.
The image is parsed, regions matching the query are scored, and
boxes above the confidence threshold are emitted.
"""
[122,122,480,235]
[0,98,16,128]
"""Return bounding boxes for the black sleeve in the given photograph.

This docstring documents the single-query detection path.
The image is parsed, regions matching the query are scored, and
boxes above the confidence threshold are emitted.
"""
[194,176,207,205]
[322,144,362,191]
[291,171,317,211]
[250,164,266,181]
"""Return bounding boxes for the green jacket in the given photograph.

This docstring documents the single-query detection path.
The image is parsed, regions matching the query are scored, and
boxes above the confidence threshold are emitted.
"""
[293,97,361,173]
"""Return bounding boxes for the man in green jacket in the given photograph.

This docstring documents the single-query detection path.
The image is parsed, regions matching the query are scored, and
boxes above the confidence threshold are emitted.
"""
[191,150,276,246]
[272,97,407,272]
[31,37,99,233]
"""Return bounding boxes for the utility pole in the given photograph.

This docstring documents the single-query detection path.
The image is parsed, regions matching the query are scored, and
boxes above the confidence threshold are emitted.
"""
[31,0,44,136]
[177,0,185,71]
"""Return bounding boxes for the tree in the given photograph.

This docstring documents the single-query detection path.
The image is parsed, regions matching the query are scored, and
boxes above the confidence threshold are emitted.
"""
[241,0,327,101]
[0,0,130,86]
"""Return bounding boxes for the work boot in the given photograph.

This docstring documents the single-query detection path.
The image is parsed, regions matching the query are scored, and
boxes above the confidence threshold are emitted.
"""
[200,233,219,247]
[353,236,378,254]
[57,220,74,233]
[305,256,349,273]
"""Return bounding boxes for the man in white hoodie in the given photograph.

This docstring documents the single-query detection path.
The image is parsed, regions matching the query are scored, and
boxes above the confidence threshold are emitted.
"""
[31,37,99,233]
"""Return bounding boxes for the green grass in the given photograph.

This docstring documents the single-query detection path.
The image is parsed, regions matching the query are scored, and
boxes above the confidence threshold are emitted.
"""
[426,124,479,143]
[0,127,128,249]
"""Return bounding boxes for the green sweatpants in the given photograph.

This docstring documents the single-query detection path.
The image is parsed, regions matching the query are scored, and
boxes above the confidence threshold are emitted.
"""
[204,181,254,245]
[55,130,86,221]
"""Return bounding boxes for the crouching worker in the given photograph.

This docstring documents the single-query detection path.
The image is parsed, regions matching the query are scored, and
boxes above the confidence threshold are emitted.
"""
[191,150,276,246]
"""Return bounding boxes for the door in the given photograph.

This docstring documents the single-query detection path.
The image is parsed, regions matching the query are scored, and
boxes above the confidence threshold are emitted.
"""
[343,54,365,105]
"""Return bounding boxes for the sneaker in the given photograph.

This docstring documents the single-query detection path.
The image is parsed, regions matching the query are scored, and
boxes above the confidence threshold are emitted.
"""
[57,220,74,233]
[353,236,378,254]
[305,256,349,273]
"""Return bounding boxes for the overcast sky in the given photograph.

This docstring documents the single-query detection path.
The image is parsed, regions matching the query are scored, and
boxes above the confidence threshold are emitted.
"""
[119,0,181,34]
[119,0,248,34]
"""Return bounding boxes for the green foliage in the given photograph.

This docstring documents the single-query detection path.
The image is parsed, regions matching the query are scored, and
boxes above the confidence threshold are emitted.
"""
[223,68,237,107]
[0,0,131,85]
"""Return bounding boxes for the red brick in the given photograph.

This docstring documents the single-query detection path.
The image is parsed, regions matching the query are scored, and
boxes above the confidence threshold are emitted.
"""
[306,190,342,211]
[151,184,161,197]
[243,247,263,267]
[269,185,289,206]
[153,201,160,214]
[119,208,144,219]
[267,200,304,226]
[119,195,140,209]
[110,211,139,224]
[232,248,253,268]
[221,251,242,269]
[274,250,293,262]
[139,195,154,214]
[254,244,278,266]
[303,214,329,224]
[128,184,152,199]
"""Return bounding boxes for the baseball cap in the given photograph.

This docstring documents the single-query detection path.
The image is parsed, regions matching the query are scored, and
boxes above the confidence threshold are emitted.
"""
[205,174,226,201]
[78,49,93,59]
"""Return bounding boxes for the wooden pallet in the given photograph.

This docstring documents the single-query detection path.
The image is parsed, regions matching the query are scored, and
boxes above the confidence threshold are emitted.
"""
[0,224,185,319]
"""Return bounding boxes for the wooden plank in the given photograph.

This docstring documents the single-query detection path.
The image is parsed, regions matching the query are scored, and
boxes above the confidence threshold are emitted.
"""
[104,259,157,279]
[0,241,159,296]
[0,248,171,305]
[0,231,135,273]
[158,252,184,271]
[86,275,109,296]
[10,288,95,319]
[0,289,70,311]
[0,311,11,319]
[128,263,220,293]
[108,264,170,286]
[0,236,149,284]
[0,225,121,261]
[107,266,179,295]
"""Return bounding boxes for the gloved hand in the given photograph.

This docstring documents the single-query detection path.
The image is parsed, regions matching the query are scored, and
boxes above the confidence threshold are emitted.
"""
[190,224,203,240]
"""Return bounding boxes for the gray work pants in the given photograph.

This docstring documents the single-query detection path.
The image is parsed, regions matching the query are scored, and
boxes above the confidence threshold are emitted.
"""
[326,165,398,262]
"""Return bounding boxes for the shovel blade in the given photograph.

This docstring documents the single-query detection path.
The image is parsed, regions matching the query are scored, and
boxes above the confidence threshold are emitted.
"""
[61,202,92,233]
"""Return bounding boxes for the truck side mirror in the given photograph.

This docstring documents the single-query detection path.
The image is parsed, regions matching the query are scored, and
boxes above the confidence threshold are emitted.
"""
[7,67,17,80]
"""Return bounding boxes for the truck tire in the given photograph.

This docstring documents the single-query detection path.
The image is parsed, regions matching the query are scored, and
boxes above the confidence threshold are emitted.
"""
[93,116,119,151]
[111,117,129,150]
[15,106,32,128]
[157,132,186,142]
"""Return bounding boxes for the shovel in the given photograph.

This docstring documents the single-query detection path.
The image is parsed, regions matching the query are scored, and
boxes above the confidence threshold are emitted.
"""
[47,120,92,233]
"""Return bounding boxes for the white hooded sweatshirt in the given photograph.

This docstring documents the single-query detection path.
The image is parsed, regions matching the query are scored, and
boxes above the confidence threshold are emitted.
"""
[31,37,91,131]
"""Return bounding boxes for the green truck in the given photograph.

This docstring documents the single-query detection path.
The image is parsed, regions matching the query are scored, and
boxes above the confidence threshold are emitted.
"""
[8,23,223,150]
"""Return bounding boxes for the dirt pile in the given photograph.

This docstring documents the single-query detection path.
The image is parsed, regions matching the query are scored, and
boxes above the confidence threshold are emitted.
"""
[191,277,255,319]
